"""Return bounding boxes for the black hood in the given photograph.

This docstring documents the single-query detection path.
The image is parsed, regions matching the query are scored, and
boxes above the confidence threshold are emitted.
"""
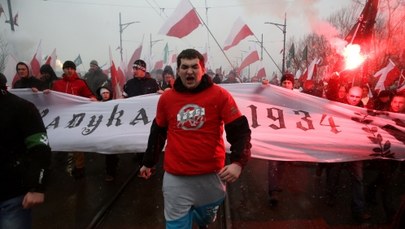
[173,74,213,93]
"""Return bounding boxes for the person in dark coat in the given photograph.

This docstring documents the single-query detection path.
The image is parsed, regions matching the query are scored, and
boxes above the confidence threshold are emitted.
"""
[37,64,59,92]
[13,62,44,91]
[0,72,52,228]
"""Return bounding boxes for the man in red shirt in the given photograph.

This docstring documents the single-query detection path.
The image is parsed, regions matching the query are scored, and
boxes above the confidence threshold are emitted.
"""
[139,49,251,229]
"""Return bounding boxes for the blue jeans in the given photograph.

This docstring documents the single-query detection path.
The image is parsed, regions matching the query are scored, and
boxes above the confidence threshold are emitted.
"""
[0,195,32,229]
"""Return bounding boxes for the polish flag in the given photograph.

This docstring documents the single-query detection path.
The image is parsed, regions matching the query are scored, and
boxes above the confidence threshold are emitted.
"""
[127,43,143,76]
[109,47,122,99]
[299,58,319,82]
[45,48,57,69]
[239,49,259,72]
[171,53,177,64]
[256,67,266,79]
[396,70,405,93]
[158,0,202,38]
[0,4,4,17]
[374,59,401,92]
[116,61,127,98]
[153,60,164,70]
[30,41,42,77]
[224,17,254,51]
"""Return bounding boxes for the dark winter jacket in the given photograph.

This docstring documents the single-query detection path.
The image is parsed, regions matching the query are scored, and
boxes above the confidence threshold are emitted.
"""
[123,77,159,98]
[0,90,51,201]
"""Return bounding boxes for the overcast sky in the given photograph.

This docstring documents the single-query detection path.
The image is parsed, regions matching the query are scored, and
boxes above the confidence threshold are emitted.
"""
[1,0,353,75]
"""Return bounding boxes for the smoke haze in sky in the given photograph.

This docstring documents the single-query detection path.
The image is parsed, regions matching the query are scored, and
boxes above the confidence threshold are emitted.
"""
[1,0,351,75]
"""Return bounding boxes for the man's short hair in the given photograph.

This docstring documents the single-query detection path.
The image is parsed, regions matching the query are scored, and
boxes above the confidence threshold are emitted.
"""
[176,49,205,70]
[280,73,295,84]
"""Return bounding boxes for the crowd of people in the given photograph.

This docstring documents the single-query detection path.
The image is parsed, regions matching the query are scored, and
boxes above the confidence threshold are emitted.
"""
[1,48,404,228]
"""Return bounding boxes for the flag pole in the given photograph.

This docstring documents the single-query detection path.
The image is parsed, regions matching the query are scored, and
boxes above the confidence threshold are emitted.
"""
[252,34,282,73]
[187,0,235,70]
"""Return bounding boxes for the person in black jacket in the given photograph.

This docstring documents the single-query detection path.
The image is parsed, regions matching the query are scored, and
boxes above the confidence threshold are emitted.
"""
[13,62,44,91]
[122,59,160,163]
[122,59,159,98]
[0,73,52,228]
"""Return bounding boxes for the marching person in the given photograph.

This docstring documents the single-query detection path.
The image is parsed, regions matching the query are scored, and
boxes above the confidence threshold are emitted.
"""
[51,60,97,179]
[0,73,52,228]
[138,49,252,229]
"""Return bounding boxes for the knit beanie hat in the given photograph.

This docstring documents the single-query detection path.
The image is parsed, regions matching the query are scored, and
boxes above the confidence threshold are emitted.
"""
[90,60,98,66]
[133,59,146,71]
[63,60,76,70]
[280,73,295,84]
[163,65,174,76]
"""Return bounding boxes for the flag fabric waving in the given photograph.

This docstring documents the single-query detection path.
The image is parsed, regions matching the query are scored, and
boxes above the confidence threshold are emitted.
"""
[73,55,83,67]
[0,4,4,17]
[30,41,42,77]
[109,47,122,99]
[286,43,295,68]
[223,17,254,51]
[374,59,401,92]
[256,67,266,79]
[158,0,202,38]
[163,43,169,64]
[299,58,319,82]
[127,43,143,76]
[45,48,57,69]
[396,70,405,93]
[345,0,379,45]
[302,45,308,62]
[239,49,259,72]
[171,53,177,64]
[153,60,164,70]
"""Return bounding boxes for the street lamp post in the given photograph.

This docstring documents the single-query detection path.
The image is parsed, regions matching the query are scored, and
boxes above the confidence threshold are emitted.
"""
[6,0,15,31]
[265,13,287,74]
[249,34,264,61]
[150,34,163,58]
[119,12,140,61]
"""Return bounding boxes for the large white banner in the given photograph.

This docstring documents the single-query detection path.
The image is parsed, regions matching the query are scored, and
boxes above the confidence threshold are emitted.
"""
[11,83,405,162]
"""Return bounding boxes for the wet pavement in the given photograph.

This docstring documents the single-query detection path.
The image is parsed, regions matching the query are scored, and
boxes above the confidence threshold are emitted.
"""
[33,152,404,228]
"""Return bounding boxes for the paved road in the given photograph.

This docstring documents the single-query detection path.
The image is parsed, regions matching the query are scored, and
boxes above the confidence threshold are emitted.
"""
[33,152,404,228]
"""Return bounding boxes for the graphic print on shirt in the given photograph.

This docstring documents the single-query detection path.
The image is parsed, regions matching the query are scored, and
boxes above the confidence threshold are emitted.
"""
[176,104,206,130]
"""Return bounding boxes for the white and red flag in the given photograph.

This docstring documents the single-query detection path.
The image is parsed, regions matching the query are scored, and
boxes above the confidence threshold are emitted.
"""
[116,60,127,98]
[224,17,254,51]
[256,67,266,79]
[239,49,259,72]
[127,42,143,76]
[396,70,405,93]
[299,58,320,82]
[45,48,57,69]
[0,4,4,17]
[30,41,42,77]
[374,59,401,92]
[158,0,202,38]
[170,53,177,65]
[109,47,122,99]
[153,60,164,70]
